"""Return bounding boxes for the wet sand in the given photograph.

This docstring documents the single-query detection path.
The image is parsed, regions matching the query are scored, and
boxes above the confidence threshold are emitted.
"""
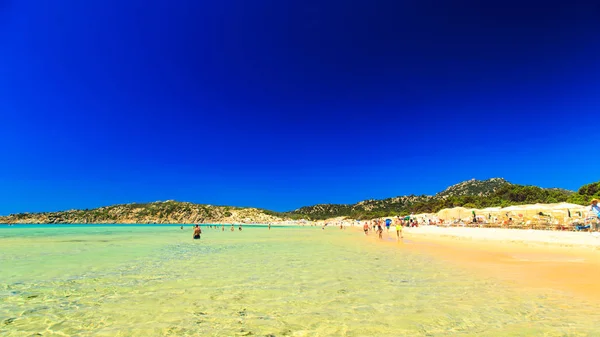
[351,225,600,303]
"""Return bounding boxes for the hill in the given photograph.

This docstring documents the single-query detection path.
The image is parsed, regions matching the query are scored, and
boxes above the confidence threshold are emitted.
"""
[1,179,596,224]
[436,178,511,198]
[288,178,581,220]
[0,201,287,224]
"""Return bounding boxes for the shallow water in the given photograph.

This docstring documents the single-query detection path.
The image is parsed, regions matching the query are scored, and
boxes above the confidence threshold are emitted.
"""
[1,225,599,336]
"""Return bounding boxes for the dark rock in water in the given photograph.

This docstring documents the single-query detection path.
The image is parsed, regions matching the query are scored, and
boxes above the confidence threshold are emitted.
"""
[4,317,16,325]
[337,289,347,294]
[238,309,247,317]
[265,334,276,337]
[26,295,39,299]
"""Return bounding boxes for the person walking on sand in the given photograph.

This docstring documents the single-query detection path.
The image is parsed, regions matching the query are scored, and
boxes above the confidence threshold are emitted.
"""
[193,224,201,240]
[377,223,383,239]
[395,218,403,241]
[363,222,369,235]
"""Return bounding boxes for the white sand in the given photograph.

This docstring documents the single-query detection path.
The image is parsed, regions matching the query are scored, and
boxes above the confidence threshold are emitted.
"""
[406,225,600,248]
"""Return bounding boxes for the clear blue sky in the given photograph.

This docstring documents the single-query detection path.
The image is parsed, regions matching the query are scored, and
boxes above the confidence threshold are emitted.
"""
[1,0,599,214]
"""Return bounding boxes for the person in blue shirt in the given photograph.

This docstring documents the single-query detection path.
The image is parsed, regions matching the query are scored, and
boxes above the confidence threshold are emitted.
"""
[590,199,600,230]
[591,199,600,217]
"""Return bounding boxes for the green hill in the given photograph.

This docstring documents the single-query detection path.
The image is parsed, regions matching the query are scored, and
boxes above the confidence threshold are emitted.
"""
[436,178,511,198]
[0,201,286,224]
[2,179,597,224]
[287,178,586,220]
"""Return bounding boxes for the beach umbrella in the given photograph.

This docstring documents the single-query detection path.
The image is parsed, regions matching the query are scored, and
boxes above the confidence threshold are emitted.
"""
[437,207,470,221]
[549,202,586,210]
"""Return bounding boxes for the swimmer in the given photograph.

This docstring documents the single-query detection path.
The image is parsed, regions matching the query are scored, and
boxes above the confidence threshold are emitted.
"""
[180,226,183,230]
[193,224,201,239]
[238,224,242,231]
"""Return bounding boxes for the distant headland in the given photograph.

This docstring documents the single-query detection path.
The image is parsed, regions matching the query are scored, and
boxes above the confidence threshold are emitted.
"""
[1,178,598,224]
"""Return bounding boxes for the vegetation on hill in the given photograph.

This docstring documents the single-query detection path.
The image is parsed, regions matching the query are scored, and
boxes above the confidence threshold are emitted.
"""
[435,177,510,198]
[2,179,598,224]
[287,178,591,220]
[0,201,285,224]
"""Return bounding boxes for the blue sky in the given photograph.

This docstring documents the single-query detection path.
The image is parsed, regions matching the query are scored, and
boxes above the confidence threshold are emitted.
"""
[1,0,599,214]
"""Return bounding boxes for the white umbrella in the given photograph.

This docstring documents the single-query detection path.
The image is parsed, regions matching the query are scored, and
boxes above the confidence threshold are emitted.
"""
[437,207,470,221]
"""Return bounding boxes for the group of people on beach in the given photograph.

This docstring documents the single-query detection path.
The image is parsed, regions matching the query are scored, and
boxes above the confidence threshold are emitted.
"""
[362,217,404,241]
[187,199,600,241]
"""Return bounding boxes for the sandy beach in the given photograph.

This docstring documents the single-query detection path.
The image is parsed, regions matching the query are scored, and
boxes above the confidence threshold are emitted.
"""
[348,224,600,303]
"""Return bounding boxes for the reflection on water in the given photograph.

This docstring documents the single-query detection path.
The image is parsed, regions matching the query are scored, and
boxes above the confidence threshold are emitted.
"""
[1,226,599,336]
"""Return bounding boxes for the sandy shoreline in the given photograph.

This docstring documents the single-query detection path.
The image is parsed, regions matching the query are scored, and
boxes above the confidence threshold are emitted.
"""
[406,225,600,248]
[343,224,600,303]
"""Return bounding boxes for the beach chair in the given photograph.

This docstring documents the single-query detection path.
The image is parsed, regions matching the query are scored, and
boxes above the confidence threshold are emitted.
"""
[584,216,599,232]
[533,215,551,230]
[551,219,563,231]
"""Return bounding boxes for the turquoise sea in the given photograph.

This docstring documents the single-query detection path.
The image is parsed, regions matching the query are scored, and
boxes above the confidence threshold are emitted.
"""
[1,225,599,336]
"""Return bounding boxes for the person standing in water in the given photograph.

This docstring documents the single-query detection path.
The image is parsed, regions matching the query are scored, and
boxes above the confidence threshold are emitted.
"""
[238,224,242,231]
[268,223,271,230]
[193,224,201,239]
